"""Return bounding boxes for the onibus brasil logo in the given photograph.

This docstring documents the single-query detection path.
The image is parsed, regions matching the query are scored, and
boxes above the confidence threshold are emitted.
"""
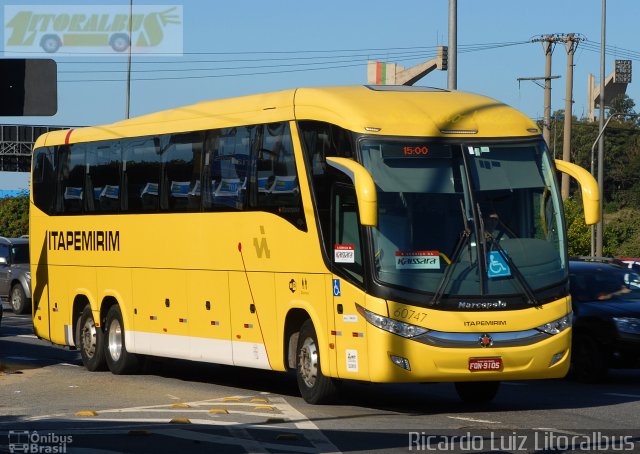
[4,5,182,55]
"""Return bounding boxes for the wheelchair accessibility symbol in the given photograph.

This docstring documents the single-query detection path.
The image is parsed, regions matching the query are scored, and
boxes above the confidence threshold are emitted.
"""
[488,251,511,278]
[333,279,341,297]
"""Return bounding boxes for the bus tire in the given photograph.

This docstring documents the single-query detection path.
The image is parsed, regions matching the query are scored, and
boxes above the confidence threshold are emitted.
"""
[104,305,140,375]
[77,305,107,371]
[296,319,336,404]
[454,381,500,404]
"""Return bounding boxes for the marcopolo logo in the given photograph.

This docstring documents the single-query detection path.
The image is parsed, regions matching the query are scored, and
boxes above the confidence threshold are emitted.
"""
[4,5,182,56]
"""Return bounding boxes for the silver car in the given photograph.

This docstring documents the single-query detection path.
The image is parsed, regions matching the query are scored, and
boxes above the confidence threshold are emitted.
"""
[0,236,32,314]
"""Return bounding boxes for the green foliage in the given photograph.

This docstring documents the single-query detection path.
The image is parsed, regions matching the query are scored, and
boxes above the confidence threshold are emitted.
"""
[603,209,640,257]
[0,194,29,237]
[564,198,591,257]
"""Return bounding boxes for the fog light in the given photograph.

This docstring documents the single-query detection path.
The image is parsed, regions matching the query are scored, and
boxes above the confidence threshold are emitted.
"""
[549,351,565,366]
[390,355,411,371]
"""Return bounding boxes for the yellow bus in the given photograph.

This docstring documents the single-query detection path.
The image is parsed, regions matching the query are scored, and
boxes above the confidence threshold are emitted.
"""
[30,85,599,404]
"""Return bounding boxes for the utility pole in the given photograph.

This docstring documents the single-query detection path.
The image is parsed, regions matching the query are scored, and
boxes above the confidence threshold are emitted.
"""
[543,39,554,146]
[448,0,457,90]
[125,0,133,119]
[529,34,562,146]
[560,33,585,200]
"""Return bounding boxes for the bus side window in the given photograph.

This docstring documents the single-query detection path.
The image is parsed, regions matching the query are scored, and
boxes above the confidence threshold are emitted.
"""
[122,137,161,213]
[205,127,253,211]
[59,144,85,214]
[32,147,56,215]
[332,184,364,285]
[86,141,121,213]
[254,122,305,230]
[160,131,202,212]
[298,120,356,258]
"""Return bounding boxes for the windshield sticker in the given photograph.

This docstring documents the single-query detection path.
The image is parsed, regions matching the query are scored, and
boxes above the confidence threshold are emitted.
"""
[480,146,490,153]
[468,146,475,154]
[334,244,355,263]
[395,251,440,269]
[487,251,511,278]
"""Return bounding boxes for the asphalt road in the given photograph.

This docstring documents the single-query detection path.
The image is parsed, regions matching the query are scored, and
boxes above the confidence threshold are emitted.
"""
[2,304,640,453]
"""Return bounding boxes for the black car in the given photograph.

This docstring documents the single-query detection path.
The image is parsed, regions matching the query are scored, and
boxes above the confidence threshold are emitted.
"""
[569,259,640,382]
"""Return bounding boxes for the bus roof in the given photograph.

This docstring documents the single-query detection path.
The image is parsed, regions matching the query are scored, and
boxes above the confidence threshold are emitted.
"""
[35,85,540,148]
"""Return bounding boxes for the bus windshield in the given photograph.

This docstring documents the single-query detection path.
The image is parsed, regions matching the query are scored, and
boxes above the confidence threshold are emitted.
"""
[360,139,566,300]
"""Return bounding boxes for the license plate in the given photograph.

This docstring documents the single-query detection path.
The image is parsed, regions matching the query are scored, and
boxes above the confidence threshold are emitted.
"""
[468,357,502,372]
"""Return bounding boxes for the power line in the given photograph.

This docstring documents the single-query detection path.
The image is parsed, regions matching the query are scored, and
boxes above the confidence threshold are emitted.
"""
[57,40,529,83]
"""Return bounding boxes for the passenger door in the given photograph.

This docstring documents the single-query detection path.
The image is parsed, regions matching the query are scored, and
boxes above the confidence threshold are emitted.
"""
[330,184,369,380]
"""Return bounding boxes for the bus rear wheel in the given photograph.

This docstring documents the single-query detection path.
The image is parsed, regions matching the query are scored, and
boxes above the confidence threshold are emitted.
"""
[296,320,336,404]
[454,381,500,404]
[77,305,106,371]
[104,305,140,375]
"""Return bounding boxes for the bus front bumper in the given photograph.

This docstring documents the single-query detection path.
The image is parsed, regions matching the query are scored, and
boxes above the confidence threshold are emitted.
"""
[365,326,571,383]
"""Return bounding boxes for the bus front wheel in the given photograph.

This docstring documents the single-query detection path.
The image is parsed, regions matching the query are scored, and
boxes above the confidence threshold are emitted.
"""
[104,305,140,375]
[77,305,106,371]
[296,320,336,404]
[454,381,500,404]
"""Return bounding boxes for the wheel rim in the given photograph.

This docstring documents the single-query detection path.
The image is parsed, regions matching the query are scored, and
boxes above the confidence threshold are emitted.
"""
[81,317,97,358]
[11,288,22,312]
[108,318,123,362]
[298,336,318,388]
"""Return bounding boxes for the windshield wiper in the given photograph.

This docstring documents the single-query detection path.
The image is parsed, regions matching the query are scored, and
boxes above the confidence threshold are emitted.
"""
[429,201,471,306]
[477,203,540,306]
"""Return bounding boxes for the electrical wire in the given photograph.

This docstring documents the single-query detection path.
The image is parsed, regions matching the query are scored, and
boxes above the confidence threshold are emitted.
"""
[57,40,529,83]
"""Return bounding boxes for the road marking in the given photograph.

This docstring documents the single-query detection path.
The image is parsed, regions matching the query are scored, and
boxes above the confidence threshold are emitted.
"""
[502,381,528,386]
[447,416,502,424]
[12,394,341,453]
[270,396,341,453]
[16,334,38,339]
[604,393,640,398]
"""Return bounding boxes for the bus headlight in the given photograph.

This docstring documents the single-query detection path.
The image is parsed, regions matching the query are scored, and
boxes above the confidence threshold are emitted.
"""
[355,304,429,338]
[613,317,640,335]
[536,314,572,335]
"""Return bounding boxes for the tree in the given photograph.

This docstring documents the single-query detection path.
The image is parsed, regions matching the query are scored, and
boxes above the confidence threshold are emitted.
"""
[0,194,29,237]
[609,94,636,117]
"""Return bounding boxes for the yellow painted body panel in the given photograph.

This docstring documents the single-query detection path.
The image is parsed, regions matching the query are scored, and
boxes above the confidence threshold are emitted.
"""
[187,270,231,357]
[31,86,574,385]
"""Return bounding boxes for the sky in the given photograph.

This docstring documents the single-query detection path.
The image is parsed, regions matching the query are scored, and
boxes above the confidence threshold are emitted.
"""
[1,0,639,190]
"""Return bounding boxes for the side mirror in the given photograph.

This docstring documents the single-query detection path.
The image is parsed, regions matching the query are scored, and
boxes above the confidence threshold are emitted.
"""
[326,157,377,226]
[555,159,600,225]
